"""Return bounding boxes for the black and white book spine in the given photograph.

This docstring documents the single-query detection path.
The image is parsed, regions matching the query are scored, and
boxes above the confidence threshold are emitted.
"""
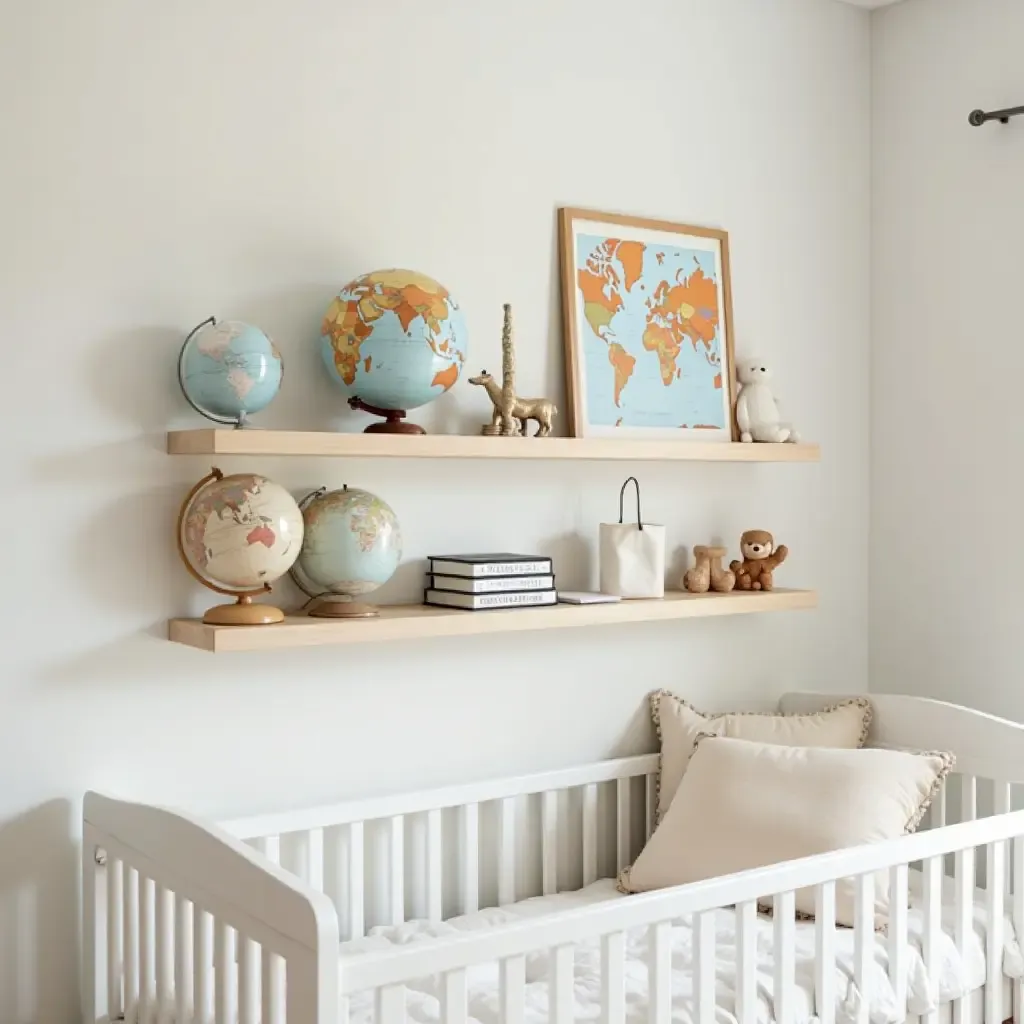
[423,588,557,611]
[428,558,552,578]
[427,573,555,594]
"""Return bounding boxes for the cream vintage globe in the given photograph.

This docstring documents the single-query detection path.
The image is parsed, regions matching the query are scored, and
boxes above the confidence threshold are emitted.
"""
[178,469,304,625]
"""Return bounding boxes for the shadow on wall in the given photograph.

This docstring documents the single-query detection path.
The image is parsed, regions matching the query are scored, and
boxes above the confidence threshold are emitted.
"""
[0,799,78,1024]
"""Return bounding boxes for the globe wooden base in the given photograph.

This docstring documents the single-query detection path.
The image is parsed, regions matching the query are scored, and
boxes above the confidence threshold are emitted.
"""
[348,396,426,434]
[364,420,425,435]
[307,597,379,619]
[202,601,285,625]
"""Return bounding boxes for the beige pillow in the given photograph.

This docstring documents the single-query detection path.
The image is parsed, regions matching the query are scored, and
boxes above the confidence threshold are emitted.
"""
[620,735,954,927]
[651,691,872,821]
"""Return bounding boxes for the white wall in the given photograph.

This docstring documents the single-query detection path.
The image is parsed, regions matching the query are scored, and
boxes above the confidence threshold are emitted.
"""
[871,0,1024,715]
[1,1,869,1018]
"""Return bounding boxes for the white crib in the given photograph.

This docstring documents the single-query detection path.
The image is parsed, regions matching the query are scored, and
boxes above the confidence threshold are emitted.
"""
[82,692,1024,1024]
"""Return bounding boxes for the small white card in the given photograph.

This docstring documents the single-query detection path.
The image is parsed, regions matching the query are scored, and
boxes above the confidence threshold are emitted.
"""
[557,591,622,605]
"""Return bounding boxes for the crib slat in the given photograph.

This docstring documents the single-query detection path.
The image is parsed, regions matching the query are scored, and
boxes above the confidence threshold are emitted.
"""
[499,797,516,905]
[648,920,671,1024]
[194,908,212,1024]
[123,865,139,1013]
[583,783,599,885]
[923,855,942,1024]
[500,954,526,1024]
[1014,837,1024,1024]
[107,857,123,1020]
[214,922,234,1024]
[261,834,281,865]
[308,826,325,891]
[616,778,632,871]
[954,845,975,1024]
[262,950,283,1024]
[996,782,1012,817]
[696,910,716,1024]
[932,785,947,828]
[376,983,405,1024]
[348,821,365,940]
[426,809,443,922]
[995,784,1012,893]
[441,967,468,1024]
[156,884,173,1016]
[645,774,656,837]
[552,944,574,1024]
[84,844,97,1024]
[995,782,1011,897]
[854,874,874,1024]
[888,863,909,1019]
[138,875,155,1017]
[235,934,255,1024]
[389,815,405,926]
[963,775,978,822]
[175,895,192,1024]
[542,791,558,896]
[292,829,311,883]
[602,930,626,1024]
[774,890,796,1024]
[737,900,758,1024]
[815,881,837,1024]
[459,803,479,914]
[986,840,1006,1024]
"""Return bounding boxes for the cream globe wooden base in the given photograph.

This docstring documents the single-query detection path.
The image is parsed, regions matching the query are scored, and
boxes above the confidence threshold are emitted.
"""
[202,598,285,626]
[306,597,379,619]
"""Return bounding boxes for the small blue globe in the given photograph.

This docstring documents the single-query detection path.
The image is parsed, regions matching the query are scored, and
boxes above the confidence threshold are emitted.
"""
[290,486,402,616]
[179,319,283,426]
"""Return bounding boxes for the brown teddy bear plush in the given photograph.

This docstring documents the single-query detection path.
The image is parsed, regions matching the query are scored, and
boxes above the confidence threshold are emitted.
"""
[730,530,788,591]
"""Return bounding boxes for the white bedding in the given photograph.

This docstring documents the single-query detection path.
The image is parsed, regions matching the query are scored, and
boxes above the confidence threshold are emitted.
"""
[341,877,1024,1024]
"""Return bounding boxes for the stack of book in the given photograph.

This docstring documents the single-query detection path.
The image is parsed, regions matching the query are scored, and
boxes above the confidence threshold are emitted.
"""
[424,553,556,610]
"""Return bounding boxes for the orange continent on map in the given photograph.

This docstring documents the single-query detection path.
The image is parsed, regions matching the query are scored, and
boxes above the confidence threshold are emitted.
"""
[577,238,624,340]
[642,322,682,386]
[608,343,636,407]
[616,240,645,292]
[431,362,459,392]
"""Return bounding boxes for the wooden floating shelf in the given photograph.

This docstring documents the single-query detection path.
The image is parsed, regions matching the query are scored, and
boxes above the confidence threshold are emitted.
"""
[169,588,817,653]
[166,429,820,463]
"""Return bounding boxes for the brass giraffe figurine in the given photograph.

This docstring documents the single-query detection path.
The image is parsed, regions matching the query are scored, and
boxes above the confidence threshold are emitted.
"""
[470,304,557,437]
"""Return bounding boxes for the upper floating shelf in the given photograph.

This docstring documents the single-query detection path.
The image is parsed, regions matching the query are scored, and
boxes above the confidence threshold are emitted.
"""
[166,429,820,463]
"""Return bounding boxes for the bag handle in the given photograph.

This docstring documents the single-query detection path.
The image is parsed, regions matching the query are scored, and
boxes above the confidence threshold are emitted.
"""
[618,476,644,531]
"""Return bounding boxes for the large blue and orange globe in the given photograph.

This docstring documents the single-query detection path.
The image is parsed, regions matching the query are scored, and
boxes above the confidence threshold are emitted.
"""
[319,269,467,412]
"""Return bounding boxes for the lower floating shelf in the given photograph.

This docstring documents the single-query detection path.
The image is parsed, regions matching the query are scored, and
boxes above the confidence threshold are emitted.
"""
[168,588,816,653]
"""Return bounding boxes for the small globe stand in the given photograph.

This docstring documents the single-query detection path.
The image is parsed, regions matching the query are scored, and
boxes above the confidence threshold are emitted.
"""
[178,317,255,430]
[289,486,381,618]
[176,468,286,625]
[348,396,426,435]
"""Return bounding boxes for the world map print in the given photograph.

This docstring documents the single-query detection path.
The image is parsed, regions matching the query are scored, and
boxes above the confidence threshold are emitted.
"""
[574,233,726,431]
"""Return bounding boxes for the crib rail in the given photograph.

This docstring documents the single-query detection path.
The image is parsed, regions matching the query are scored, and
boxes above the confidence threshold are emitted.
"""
[221,754,660,941]
[82,793,339,1024]
[343,807,1024,1024]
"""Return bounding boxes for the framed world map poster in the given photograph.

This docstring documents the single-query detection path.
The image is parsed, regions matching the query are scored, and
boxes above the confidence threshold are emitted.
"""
[558,208,736,440]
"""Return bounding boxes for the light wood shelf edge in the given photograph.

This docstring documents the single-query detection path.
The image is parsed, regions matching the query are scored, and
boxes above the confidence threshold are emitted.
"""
[166,429,820,463]
[168,588,817,653]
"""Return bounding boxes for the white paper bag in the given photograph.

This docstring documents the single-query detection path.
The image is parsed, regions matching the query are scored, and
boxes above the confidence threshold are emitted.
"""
[599,477,666,598]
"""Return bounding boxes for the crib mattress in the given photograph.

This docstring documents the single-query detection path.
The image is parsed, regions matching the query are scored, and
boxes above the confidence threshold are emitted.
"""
[340,877,1024,1024]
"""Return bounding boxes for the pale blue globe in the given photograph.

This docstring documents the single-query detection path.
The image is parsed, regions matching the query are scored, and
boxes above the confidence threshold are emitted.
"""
[291,486,402,603]
[320,269,467,411]
[180,319,283,426]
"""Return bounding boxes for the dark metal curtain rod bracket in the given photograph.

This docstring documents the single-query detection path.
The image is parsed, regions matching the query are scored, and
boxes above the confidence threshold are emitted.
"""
[969,105,1024,127]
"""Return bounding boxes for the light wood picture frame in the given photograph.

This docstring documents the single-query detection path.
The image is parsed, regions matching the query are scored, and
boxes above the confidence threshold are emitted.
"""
[558,207,737,440]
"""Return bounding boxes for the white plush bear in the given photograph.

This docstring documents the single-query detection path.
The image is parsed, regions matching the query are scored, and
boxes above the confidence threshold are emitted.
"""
[735,360,800,443]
